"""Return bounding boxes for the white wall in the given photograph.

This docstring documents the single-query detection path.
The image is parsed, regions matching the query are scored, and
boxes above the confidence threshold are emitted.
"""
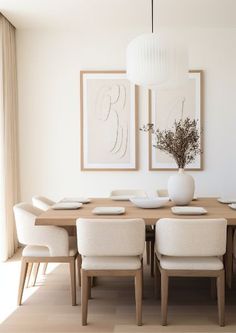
[16,25,236,201]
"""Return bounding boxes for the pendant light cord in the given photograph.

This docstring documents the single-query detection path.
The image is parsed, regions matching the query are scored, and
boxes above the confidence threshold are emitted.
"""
[151,0,154,33]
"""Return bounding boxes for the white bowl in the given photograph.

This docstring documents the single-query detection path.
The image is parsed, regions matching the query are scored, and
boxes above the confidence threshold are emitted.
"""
[130,197,169,209]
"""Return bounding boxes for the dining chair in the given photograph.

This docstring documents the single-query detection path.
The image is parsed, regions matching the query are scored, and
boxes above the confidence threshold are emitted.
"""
[32,195,56,277]
[110,189,147,197]
[156,189,169,197]
[110,189,154,275]
[76,218,145,326]
[13,202,80,306]
[155,218,227,326]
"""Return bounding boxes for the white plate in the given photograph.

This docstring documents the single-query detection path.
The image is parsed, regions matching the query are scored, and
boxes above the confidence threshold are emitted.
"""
[130,197,169,209]
[110,195,136,201]
[92,207,125,215]
[228,203,236,210]
[218,197,236,204]
[52,202,83,210]
[171,206,207,215]
[61,197,91,204]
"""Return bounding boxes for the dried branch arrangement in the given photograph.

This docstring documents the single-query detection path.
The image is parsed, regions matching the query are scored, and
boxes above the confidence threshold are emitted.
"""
[140,117,201,169]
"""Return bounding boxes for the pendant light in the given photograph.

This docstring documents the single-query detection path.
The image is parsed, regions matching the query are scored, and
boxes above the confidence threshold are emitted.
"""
[126,0,188,89]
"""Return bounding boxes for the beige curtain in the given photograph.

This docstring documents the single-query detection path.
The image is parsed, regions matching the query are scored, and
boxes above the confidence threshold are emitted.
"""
[0,14,19,261]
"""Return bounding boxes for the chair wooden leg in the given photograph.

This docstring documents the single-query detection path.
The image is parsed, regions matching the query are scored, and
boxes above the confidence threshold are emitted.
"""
[77,255,81,287]
[135,269,142,326]
[161,270,169,326]
[17,259,28,305]
[88,277,92,299]
[81,270,88,326]
[42,263,48,275]
[91,276,97,287]
[146,241,150,265]
[25,262,33,288]
[217,271,225,326]
[154,256,160,299]
[225,226,233,288]
[210,277,217,299]
[141,260,144,298]
[32,262,40,286]
[69,258,76,306]
[150,240,154,277]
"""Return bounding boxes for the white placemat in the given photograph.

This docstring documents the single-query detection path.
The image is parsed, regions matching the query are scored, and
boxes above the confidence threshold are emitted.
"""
[218,197,236,204]
[92,207,125,215]
[52,202,83,210]
[61,197,91,203]
[171,206,207,215]
[228,203,236,210]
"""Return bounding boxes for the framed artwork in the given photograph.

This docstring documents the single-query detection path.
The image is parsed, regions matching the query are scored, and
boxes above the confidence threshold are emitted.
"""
[80,71,138,170]
[149,70,203,170]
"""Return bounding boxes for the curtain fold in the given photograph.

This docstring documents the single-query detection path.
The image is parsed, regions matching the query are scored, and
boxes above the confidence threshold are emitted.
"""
[0,14,19,261]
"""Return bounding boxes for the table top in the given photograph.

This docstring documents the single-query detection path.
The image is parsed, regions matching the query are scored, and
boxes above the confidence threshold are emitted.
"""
[35,197,236,226]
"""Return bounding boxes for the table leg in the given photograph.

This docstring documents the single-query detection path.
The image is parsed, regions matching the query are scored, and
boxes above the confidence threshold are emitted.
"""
[225,226,234,289]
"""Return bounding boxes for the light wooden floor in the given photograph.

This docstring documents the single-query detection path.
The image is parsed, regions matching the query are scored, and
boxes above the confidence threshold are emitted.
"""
[1,251,236,333]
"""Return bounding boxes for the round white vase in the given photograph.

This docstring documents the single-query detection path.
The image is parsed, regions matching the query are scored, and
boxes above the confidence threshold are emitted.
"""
[168,168,195,206]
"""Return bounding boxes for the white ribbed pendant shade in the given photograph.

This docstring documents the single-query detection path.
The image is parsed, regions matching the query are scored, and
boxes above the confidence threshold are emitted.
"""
[126,33,188,89]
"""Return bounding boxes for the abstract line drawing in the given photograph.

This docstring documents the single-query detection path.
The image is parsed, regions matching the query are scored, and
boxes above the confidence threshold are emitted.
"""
[95,84,128,159]
[149,71,203,170]
[161,97,186,129]
[80,71,137,170]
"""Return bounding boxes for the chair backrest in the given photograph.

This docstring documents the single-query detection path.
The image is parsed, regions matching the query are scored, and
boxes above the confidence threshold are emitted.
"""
[156,218,227,257]
[13,202,43,245]
[76,218,145,256]
[13,202,69,256]
[32,196,55,211]
[110,189,147,197]
[157,189,168,197]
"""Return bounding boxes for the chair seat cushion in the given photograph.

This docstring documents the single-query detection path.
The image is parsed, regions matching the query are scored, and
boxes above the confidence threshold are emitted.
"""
[159,255,223,270]
[22,236,77,257]
[82,256,141,270]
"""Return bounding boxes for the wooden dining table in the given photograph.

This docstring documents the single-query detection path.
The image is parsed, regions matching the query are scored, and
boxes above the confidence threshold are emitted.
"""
[35,197,236,288]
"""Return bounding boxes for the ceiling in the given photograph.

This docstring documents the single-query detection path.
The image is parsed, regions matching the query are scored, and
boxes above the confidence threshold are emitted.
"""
[0,0,236,30]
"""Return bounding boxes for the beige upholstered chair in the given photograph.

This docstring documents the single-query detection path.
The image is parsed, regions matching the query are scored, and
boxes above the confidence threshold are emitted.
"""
[156,189,169,197]
[110,189,147,197]
[155,218,227,326]
[32,195,55,211]
[110,189,154,275]
[76,218,145,326]
[13,203,79,306]
[32,196,56,276]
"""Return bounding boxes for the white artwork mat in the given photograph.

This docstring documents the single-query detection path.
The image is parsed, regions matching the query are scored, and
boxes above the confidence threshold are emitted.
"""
[149,71,202,170]
[81,72,137,170]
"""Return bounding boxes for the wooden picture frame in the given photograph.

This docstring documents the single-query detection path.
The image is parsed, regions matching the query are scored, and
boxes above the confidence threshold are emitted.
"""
[148,70,203,171]
[80,70,138,171]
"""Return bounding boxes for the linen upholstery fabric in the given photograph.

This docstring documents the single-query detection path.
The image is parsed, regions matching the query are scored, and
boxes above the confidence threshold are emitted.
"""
[158,254,223,270]
[77,218,145,257]
[156,218,227,257]
[0,14,19,261]
[13,203,70,257]
[32,196,55,211]
[157,189,168,197]
[82,256,141,270]
[22,236,77,257]
[110,189,147,197]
